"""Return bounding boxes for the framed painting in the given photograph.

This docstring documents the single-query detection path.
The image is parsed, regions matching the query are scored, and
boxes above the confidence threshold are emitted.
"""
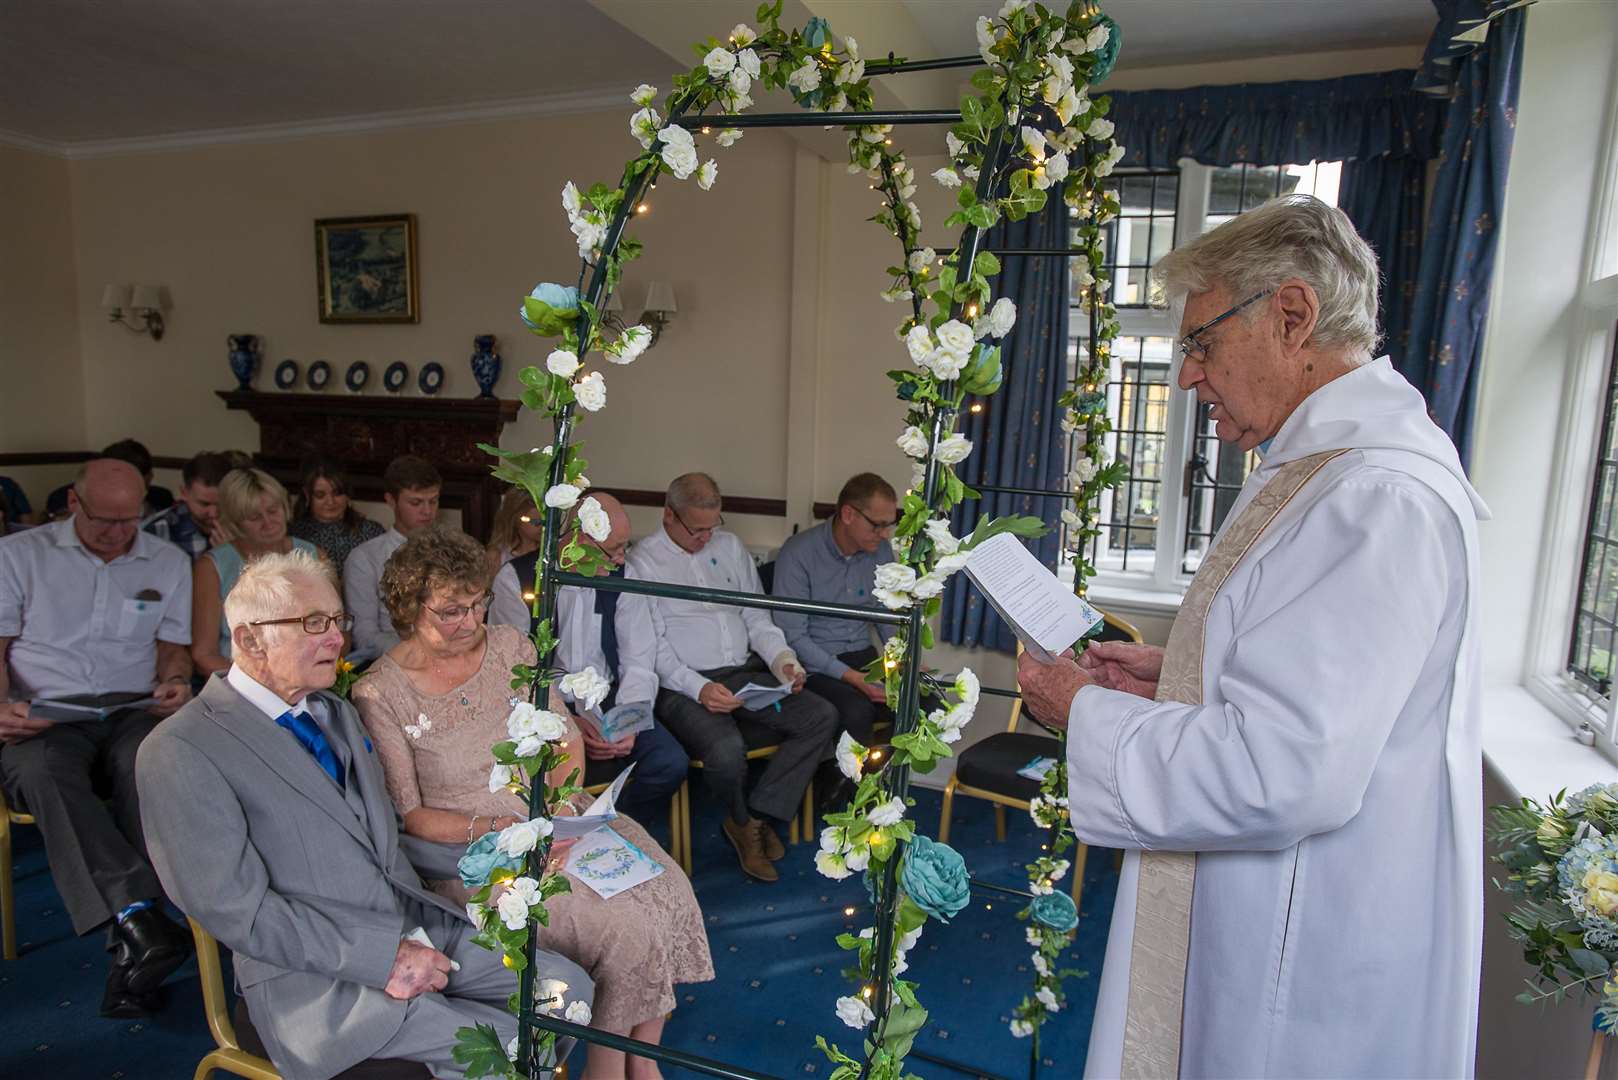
[315,213,419,324]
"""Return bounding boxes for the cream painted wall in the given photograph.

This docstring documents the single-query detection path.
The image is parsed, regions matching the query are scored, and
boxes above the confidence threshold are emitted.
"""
[0,144,86,506]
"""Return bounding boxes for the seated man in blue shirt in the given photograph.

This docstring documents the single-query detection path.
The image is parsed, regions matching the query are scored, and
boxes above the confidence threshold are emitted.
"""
[770,473,899,791]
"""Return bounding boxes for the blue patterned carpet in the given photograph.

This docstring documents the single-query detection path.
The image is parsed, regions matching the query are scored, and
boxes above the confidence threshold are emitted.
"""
[0,785,1117,1079]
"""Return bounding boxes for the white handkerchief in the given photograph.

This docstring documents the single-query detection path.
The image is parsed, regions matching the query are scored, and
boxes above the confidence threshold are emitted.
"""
[404,925,461,971]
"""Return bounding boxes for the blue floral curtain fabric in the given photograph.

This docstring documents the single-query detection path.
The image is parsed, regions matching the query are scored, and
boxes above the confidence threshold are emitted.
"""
[1339,154,1428,374]
[941,203,1069,649]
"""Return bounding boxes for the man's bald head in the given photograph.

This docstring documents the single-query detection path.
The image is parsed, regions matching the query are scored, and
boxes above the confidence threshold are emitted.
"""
[570,490,632,573]
[69,457,147,561]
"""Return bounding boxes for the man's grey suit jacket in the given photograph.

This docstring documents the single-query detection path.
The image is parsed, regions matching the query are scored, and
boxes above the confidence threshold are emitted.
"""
[138,674,505,1078]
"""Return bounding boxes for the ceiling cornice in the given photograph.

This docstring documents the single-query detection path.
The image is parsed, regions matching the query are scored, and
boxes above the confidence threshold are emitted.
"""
[0,84,635,160]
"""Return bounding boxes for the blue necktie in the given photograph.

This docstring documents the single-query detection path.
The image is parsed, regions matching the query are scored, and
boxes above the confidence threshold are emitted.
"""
[276,709,345,789]
[595,566,623,711]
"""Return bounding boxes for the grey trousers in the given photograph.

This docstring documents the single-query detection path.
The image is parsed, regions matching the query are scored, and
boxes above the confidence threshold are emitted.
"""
[0,711,163,933]
[375,915,594,1079]
[654,656,839,823]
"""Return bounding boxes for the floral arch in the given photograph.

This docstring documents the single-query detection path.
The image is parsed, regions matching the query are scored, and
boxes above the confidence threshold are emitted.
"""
[452,3,1127,1077]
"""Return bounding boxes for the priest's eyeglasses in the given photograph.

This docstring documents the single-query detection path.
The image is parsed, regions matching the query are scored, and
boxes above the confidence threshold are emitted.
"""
[250,612,356,634]
[1178,289,1274,366]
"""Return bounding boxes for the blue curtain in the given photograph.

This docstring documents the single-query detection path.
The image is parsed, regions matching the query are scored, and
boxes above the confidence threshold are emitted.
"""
[1340,154,1427,371]
[941,202,1069,650]
[1400,2,1526,463]
[1109,70,1443,170]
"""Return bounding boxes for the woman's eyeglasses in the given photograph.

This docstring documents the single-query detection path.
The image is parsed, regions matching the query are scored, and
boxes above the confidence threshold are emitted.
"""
[425,594,493,624]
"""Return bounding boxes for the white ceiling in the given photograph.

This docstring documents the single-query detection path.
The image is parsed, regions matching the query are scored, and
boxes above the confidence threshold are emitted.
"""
[0,0,1436,151]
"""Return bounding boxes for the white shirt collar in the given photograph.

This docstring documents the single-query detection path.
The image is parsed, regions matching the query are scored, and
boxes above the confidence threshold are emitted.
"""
[226,664,311,721]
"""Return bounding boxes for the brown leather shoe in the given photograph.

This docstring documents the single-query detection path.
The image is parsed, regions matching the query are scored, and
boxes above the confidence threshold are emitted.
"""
[757,819,786,861]
[723,817,778,882]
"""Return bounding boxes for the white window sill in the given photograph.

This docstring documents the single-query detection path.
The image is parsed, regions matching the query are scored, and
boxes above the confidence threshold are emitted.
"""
[1086,578,1186,619]
[1481,682,1618,801]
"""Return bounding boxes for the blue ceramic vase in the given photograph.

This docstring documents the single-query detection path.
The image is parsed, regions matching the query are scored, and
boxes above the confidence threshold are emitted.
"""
[227,334,260,390]
[470,334,501,398]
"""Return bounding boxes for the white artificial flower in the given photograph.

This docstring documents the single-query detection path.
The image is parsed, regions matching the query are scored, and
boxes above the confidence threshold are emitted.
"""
[955,668,981,707]
[1046,51,1075,89]
[999,0,1031,16]
[844,846,870,872]
[561,999,592,1025]
[836,995,876,1029]
[975,15,997,62]
[495,817,552,858]
[730,22,756,46]
[631,84,658,107]
[1095,142,1126,178]
[912,572,946,601]
[1033,953,1050,976]
[835,730,864,782]
[861,125,890,144]
[925,518,961,554]
[905,325,935,365]
[1086,22,1112,52]
[935,550,970,577]
[544,483,581,510]
[932,166,961,189]
[962,164,980,181]
[836,55,865,86]
[1088,117,1116,139]
[1055,86,1082,126]
[868,797,906,827]
[561,180,581,216]
[507,702,569,742]
[488,763,514,795]
[734,47,761,79]
[629,107,660,150]
[559,666,612,712]
[825,89,849,113]
[815,849,852,880]
[1021,125,1047,162]
[721,86,753,112]
[820,826,847,854]
[787,58,822,95]
[507,1035,521,1061]
[546,348,581,378]
[577,496,611,543]
[727,66,752,96]
[927,348,969,381]
[574,371,607,412]
[934,319,975,361]
[1036,987,1060,1012]
[946,132,966,158]
[931,707,964,744]
[1011,1019,1034,1038]
[496,889,531,930]
[896,425,930,460]
[880,286,912,303]
[1043,151,1069,186]
[909,461,927,491]
[514,734,544,758]
[1060,507,1083,529]
[697,159,718,191]
[571,216,606,259]
[609,324,651,364]
[935,433,972,465]
[716,128,743,147]
[844,35,860,61]
[467,901,487,926]
[990,296,1018,336]
[1072,454,1099,485]
[1026,927,1043,946]
[908,247,936,274]
[900,926,922,952]
[509,875,541,907]
[661,140,699,180]
[703,46,738,78]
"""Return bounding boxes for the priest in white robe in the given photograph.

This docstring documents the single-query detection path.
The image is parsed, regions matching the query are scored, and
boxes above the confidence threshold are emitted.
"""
[1018,195,1488,1079]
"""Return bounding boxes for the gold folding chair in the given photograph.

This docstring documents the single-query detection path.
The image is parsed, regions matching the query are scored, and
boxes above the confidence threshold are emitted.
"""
[189,918,280,1080]
[580,763,690,871]
[0,784,37,960]
[937,610,1142,911]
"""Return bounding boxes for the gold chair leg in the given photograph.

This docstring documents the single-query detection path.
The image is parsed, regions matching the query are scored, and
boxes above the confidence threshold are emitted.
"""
[1,813,14,961]
[994,804,1007,843]
[1070,842,1089,913]
[678,781,693,875]
[938,777,956,846]
[666,787,682,870]
[799,781,814,843]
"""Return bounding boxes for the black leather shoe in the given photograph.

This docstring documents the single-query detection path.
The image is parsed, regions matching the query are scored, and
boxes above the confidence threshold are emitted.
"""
[111,907,191,994]
[101,957,163,1018]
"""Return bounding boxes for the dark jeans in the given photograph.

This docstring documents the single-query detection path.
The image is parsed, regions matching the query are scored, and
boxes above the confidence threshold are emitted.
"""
[0,710,164,934]
[654,656,838,824]
[805,646,894,746]
[616,721,689,817]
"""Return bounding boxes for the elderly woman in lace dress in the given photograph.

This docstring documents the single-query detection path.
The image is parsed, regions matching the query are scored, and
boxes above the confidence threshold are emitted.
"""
[352,526,712,1080]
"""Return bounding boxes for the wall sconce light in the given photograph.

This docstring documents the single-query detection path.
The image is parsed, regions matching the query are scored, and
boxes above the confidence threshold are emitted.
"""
[642,281,677,347]
[101,283,166,341]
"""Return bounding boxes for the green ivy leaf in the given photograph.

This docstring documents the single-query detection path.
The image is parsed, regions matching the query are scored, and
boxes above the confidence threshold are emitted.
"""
[451,1022,514,1079]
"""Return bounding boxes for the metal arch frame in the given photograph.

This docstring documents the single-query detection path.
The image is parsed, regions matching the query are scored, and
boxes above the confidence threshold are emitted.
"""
[512,47,1074,1080]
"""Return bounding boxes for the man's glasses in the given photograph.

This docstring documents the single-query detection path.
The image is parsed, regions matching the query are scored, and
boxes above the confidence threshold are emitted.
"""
[1178,289,1274,366]
[425,593,493,624]
[853,506,898,536]
[250,612,356,634]
[75,494,142,528]
[671,507,723,539]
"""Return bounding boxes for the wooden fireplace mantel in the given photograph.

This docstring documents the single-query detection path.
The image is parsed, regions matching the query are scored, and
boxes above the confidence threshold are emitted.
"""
[217,390,521,539]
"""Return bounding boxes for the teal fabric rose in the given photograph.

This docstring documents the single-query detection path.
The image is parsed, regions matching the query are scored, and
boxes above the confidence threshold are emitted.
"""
[900,835,970,923]
[1088,14,1122,85]
[1030,890,1078,933]
[458,831,523,889]
[520,283,581,336]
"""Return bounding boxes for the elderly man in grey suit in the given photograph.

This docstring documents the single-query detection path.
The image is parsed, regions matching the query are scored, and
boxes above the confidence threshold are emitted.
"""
[138,550,591,1080]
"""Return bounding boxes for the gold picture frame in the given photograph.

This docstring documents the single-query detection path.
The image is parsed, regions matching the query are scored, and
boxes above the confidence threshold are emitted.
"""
[315,213,419,324]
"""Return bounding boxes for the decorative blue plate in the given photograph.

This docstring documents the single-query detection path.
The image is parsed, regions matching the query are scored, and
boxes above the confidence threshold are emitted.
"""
[274,358,300,390]
[383,361,409,393]
[345,361,370,393]
[418,362,445,396]
[307,360,331,390]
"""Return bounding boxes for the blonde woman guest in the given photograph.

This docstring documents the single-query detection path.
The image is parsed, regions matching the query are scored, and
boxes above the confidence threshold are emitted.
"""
[352,526,712,1080]
[486,487,543,576]
[190,468,320,676]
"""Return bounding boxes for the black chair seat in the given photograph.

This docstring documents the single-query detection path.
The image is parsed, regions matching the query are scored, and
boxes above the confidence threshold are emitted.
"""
[232,1000,432,1079]
[954,731,1062,802]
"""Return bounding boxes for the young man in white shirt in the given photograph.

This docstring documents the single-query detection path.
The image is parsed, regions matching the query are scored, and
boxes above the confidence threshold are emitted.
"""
[625,473,839,882]
[0,459,195,1017]
[343,456,441,665]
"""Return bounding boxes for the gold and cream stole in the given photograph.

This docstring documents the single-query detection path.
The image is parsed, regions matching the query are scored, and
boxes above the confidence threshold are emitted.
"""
[1120,449,1347,1079]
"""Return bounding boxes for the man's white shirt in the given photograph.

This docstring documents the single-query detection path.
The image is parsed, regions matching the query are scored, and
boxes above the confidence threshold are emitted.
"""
[342,528,406,664]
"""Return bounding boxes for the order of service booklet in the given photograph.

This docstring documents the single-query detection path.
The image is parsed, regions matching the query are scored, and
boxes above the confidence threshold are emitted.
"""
[962,532,1104,662]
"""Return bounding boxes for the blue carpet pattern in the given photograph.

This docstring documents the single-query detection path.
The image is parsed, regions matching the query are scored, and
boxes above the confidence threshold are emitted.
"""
[0,785,1117,1079]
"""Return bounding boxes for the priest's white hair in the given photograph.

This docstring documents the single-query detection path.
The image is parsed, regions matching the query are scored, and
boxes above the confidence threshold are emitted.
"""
[224,549,337,632]
[1152,194,1381,356]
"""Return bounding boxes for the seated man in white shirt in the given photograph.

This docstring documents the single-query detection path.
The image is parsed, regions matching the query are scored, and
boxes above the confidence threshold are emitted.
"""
[343,455,441,666]
[625,473,838,883]
[0,458,195,1018]
[489,491,689,822]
